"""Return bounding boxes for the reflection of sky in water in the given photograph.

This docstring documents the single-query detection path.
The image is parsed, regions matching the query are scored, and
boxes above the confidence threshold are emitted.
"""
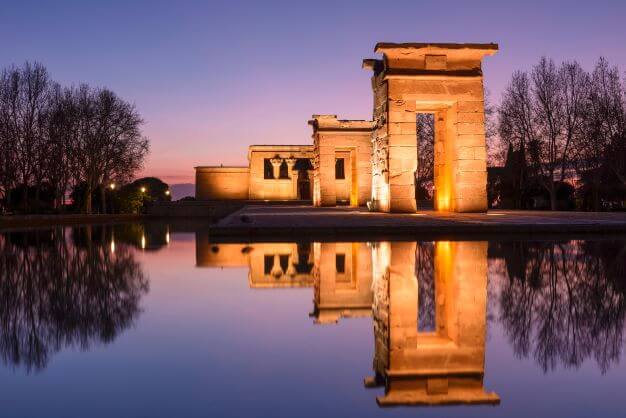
[0,226,624,418]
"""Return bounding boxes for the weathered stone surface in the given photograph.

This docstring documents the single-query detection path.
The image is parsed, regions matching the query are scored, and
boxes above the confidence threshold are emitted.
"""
[366,42,497,214]
[309,115,374,207]
[368,239,499,406]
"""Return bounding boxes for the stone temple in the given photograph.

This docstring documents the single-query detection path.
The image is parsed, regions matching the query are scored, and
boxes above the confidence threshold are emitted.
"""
[195,42,498,213]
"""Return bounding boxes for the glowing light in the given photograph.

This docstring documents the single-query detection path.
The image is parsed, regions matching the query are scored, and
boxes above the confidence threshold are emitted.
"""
[165,232,170,244]
[110,240,115,254]
[487,212,505,216]
[165,190,170,196]
[109,183,116,190]
[140,187,146,193]
[141,235,146,249]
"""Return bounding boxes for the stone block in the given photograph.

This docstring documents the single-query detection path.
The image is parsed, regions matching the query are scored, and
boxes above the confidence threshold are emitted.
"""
[389,122,417,135]
[457,101,484,113]
[456,122,484,135]
[456,159,486,172]
[455,135,485,147]
[389,110,416,123]
[389,198,417,213]
[456,112,485,124]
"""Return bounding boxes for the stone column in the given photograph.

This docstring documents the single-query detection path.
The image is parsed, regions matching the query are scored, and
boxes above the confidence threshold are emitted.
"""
[270,156,282,180]
[285,156,297,176]
[286,156,297,198]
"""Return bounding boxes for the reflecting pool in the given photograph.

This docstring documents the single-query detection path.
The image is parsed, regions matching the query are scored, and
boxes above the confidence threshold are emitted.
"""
[0,223,625,417]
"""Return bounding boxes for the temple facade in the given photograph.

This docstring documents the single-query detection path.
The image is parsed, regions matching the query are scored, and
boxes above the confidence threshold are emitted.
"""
[195,42,497,213]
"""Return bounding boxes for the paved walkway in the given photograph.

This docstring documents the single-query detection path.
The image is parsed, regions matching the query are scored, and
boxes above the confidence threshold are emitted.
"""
[209,205,626,240]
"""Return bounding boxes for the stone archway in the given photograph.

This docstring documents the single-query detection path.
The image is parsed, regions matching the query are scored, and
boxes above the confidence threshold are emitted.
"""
[364,43,498,213]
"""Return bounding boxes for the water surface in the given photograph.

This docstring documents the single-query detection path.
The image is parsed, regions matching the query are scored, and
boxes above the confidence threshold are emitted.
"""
[0,223,624,417]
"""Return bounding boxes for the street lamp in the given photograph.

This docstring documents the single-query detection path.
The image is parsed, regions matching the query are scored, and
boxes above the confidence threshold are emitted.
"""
[109,183,116,190]
[140,187,146,193]
[165,190,170,196]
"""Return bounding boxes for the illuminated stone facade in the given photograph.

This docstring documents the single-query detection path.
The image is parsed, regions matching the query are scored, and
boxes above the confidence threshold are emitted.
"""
[308,115,373,207]
[365,43,497,212]
[195,145,314,201]
[311,242,373,324]
[196,42,497,212]
[195,238,315,288]
[196,237,499,407]
[367,241,499,406]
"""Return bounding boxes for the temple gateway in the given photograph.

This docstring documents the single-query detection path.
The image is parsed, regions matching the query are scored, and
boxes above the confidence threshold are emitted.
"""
[195,42,498,213]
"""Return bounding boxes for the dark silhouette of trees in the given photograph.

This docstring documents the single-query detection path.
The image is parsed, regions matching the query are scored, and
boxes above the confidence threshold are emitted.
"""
[491,240,626,373]
[0,226,148,373]
[497,57,626,211]
[0,62,149,214]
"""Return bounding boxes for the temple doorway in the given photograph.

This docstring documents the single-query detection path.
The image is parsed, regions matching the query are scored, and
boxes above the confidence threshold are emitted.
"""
[298,171,311,200]
[416,113,435,210]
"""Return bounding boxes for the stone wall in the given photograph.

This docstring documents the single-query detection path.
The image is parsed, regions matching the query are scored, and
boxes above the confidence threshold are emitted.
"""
[365,43,497,213]
[309,115,373,207]
[312,242,373,324]
[365,60,391,212]
[195,167,250,200]
[248,145,314,201]
[370,240,499,406]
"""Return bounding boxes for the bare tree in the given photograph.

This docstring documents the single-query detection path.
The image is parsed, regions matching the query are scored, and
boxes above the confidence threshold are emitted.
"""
[529,57,568,210]
[0,62,150,214]
[498,70,536,208]
[9,63,51,210]
[578,58,626,210]
[94,89,149,214]
[0,68,18,211]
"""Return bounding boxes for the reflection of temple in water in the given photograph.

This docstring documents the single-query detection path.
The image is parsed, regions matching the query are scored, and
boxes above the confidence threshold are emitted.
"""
[196,235,498,407]
[311,243,373,324]
[196,238,315,288]
[366,241,499,406]
[196,237,372,321]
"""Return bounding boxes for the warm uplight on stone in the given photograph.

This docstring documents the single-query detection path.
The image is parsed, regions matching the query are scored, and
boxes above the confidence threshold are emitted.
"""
[195,42,497,213]
[308,115,374,207]
[366,43,498,213]
[311,242,373,324]
[368,240,499,406]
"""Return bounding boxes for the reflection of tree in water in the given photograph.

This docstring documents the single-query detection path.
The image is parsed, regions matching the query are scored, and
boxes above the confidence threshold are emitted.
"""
[415,242,435,332]
[0,226,148,373]
[492,240,626,373]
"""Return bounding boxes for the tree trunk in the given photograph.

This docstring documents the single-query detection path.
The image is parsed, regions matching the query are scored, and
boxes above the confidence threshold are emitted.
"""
[85,185,93,214]
[34,183,40,212]
[100,186,107,214]
[593,173,601,212]
[550,181,557,211]
[21,181,28,212]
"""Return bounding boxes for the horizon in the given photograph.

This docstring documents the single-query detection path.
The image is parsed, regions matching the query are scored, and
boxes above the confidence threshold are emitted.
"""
[2,0,626,185]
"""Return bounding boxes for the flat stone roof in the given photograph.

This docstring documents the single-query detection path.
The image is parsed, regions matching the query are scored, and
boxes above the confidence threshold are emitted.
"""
[195,166,249,171]
[249,145,314,150]
[375,42,499,52]
[308,115,374,132]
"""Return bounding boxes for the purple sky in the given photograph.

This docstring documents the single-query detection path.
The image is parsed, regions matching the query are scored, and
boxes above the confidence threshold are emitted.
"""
[2,0,625,184]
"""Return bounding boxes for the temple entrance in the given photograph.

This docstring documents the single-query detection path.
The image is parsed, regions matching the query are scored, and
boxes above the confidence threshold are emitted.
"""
[415,113,435,210]
[298,171,311,200]
[366,43,498,213]
[295,158,313,201]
